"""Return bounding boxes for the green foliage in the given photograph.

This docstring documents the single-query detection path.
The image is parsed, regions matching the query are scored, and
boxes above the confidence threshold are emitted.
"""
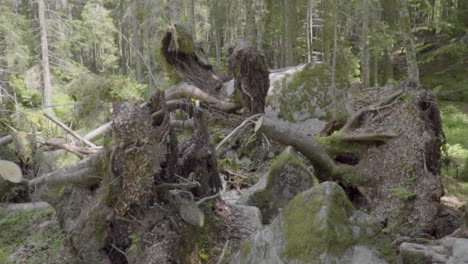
[281,184,355,262]
[80,1,118,73]
[389,187,416,200]
[460,157,468,182]
[439,101,468,179]
[67,73,145,129]
[9,75,41,107]
[0,209,70,264]
[0,3,32,74]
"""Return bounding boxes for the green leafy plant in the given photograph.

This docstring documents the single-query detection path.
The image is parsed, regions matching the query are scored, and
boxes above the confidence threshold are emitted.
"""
[389,187,416,200]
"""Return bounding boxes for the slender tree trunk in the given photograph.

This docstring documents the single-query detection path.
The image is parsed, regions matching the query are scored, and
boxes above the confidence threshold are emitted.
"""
[244,0,257,44]
[38,0,53,114]
[190,0,196,38]
[307,0,314,63]
[133,1,143,83]
[372,55,378,87]
[283,0,295,67]
[399,0,419,84]
[144,23,153,95]
[383,48,394,84]
[256,0,265,52]
[330,17,338,104]
[360,0,370,88]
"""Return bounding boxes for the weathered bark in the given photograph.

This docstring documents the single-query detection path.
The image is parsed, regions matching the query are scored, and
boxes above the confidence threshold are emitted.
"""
[38,0,53,113]
[164,83,241,112]
[0,135,13,146]
[0,202,51,211]
[161,24,229,97]
[29,149,108,188]
[32,88,224,263]
[258,82,444,235]
[228,40,270,115]
[175,108,221,196]
[256,116,341,181]
[82,121,113,142]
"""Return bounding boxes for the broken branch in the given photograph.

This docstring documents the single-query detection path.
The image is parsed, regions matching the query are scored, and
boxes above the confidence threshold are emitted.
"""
[340,90,403,133]
[165,83,240,113]
[44,113,98,148]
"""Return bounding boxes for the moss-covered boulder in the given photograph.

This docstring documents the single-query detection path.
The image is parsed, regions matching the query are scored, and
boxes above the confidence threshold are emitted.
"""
[230,182,396,264]
[238,147,317,224]
[265,63,351,137]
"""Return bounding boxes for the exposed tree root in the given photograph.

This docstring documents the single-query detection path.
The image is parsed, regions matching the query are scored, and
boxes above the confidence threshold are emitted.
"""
[340,131,399,142]
[255,116,339,180]
[164,83,241,113]
[340,90,403,133]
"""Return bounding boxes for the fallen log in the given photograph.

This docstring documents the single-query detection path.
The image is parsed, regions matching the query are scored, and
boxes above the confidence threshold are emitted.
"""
[0,202,51,211]
[0,135,13,146]
[29,149,108,188]
[165,83,241,113]
[255,116,346,182]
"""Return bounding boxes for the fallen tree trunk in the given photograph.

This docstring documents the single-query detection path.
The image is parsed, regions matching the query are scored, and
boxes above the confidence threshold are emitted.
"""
[256,116,340,180]
[44,112,97,148]
[164,83,240,112]
[0,202,51,211]
[29,149,109,187]
[0,135,13,146]
[82,121,113,142]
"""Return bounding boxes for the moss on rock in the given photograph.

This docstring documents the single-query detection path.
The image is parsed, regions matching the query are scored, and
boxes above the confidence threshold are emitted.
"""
[281,182,355,262]
[246,147,316,224]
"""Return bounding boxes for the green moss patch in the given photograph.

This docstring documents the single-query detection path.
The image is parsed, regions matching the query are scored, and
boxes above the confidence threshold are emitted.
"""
[281,183,355,262]
[0,209,71,263]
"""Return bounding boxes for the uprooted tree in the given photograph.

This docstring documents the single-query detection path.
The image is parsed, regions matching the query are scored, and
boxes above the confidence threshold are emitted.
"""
[0,24,454,262]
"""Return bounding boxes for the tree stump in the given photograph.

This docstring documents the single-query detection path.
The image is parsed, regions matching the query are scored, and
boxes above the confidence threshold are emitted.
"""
[228,40,270,115]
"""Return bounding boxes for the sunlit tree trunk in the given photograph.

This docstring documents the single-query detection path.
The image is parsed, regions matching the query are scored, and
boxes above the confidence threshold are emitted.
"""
[283,0,295,67]
[38,0,53,114]
[398,0,419,84]
[133,1,143,83]
[245,0,257,44]
[360,0,370,88]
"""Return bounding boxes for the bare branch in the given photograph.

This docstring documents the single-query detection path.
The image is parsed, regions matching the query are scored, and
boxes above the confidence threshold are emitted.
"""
[44,113,97,148]
[340,90,403,133]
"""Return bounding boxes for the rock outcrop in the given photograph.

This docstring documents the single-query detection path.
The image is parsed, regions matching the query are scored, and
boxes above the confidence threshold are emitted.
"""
[230,182,396,264]
[237,147,317,224]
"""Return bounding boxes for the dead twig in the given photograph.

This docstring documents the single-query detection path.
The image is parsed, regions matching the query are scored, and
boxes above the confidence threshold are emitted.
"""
[44,113,97,148]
